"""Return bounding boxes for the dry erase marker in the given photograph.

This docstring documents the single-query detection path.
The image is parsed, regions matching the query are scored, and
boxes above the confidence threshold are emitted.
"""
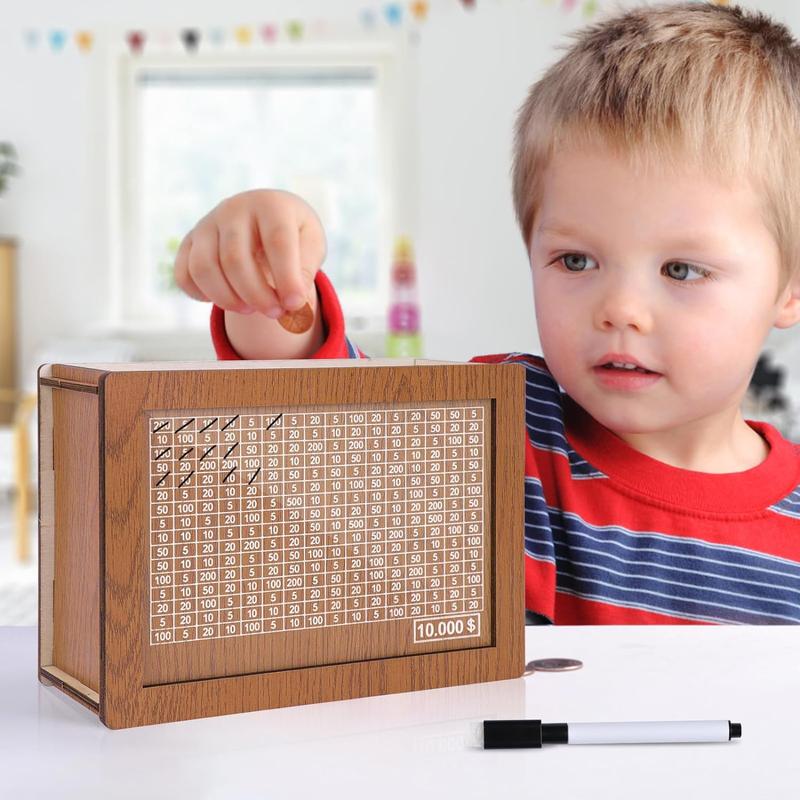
[483,719,742,748]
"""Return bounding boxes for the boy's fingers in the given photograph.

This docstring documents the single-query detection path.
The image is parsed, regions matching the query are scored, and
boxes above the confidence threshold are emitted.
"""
[293,204,326,300]
[174,234,209,302]
[299,218,327,277]
[217,223,282,314]
[187,225,245,312]
[254,215,308,311]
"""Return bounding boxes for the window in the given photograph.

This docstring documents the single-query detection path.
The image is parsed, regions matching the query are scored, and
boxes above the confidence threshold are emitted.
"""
[117,49,399,333]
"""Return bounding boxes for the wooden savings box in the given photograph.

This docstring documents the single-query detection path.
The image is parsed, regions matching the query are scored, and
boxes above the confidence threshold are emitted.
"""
[38,357,525,729]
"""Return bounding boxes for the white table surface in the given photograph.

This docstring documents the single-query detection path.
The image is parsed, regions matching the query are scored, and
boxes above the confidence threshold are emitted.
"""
[3,624,799,799]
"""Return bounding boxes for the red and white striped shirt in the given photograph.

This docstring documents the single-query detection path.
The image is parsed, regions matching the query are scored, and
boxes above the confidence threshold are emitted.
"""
[211,269,800,624]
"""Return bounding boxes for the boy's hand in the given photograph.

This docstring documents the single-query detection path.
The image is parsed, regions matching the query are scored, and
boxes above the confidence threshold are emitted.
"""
[174,189,327,318]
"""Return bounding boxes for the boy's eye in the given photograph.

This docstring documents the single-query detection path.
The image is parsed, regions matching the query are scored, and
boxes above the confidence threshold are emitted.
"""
[560,253,597,272]
[663,261,710,282]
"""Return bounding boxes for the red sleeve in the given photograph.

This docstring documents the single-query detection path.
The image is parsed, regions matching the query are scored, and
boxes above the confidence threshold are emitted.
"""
[468,354,507,365]
[209,269,367,360]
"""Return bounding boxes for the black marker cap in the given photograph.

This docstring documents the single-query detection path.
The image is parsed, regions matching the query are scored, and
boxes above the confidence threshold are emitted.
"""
[729,722,742,740]
[483,720,569,748]
[483,720,542,749]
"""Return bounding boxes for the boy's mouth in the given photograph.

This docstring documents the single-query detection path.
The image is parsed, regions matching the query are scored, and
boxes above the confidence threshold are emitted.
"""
[592,354,661,375]
[596,363,659,375]
[591,360,664,391]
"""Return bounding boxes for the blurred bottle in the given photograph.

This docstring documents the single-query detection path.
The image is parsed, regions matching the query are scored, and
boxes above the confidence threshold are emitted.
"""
[386,235,423,357]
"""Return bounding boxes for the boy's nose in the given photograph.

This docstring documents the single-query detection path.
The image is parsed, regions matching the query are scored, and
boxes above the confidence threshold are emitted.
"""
[593,284,654,334]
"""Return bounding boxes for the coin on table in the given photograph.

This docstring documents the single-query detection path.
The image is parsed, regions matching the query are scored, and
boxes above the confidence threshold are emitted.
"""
[524,658,584,675]
[278,302,314,333]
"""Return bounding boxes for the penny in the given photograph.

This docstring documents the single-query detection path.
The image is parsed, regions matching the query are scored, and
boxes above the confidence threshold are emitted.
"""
[278,301,314,334]
[524,658,584,675]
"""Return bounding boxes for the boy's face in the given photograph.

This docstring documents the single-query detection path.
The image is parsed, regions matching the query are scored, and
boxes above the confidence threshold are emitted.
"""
[528,145,800,452]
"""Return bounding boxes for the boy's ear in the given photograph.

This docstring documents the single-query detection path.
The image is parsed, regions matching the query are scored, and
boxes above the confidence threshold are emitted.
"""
[774,274,800,329]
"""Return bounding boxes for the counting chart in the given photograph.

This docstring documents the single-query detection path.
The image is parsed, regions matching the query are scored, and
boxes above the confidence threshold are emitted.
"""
[39,358,524,728]
[149,402,487,647]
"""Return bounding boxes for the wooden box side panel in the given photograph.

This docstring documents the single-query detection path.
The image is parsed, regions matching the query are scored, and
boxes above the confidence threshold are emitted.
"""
[38,369,55,677]
[45,382,101,693]
[491,363,526,680]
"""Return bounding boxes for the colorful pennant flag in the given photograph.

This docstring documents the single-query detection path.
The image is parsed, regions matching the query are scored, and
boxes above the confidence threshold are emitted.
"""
[360,9,377,29]
[410,2,430,22]
[23,30,39,49]
[126,30,145,55]
[385,4,403,26]
[181,28,200,52]
[260,24,278,43]
[49,30,67,51]
[208,27,225,46]
[75,31,94,53]
[287,20,304,41]
[234,26,253,45]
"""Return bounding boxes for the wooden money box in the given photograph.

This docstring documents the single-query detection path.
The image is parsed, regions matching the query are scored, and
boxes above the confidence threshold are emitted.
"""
[37,357,525,728]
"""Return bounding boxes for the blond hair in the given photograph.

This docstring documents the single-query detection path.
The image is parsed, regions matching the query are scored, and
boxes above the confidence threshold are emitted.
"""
[511,1,800,298]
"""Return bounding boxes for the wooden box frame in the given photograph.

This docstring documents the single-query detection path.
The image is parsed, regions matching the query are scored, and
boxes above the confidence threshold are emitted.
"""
[38,357,525,729]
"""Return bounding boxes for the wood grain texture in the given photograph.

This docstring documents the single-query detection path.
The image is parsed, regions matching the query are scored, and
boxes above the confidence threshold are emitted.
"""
[39,361,525,729]
[51,386,100,692]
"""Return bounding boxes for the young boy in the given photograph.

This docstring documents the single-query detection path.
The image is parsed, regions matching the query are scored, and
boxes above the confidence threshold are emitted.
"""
[174,1,800,624]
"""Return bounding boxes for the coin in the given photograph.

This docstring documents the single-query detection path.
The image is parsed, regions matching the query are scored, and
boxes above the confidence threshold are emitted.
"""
[524,658,583,675]
[278,301,314,334]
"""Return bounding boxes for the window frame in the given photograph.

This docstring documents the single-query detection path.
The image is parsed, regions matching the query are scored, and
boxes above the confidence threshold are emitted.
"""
[111,43,406,336]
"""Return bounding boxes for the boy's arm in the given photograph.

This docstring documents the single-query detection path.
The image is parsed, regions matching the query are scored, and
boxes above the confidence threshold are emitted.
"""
[210,269,368,360]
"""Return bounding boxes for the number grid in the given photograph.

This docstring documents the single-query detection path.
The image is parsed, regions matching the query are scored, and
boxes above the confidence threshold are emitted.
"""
[148,403,486,646]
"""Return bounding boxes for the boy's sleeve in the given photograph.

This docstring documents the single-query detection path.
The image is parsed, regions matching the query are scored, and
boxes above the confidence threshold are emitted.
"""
[209,269,369,360]
[468,352,556,624]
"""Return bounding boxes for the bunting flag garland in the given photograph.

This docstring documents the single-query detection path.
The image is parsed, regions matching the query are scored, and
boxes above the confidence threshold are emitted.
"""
[21,1,604,55]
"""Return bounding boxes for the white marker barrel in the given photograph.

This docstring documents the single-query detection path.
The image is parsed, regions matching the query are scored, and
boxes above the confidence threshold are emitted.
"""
[568,720,731,744]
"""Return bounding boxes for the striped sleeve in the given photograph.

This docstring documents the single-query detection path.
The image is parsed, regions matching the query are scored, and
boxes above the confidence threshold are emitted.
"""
[210,269,368,360]
[469,351,558,622]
